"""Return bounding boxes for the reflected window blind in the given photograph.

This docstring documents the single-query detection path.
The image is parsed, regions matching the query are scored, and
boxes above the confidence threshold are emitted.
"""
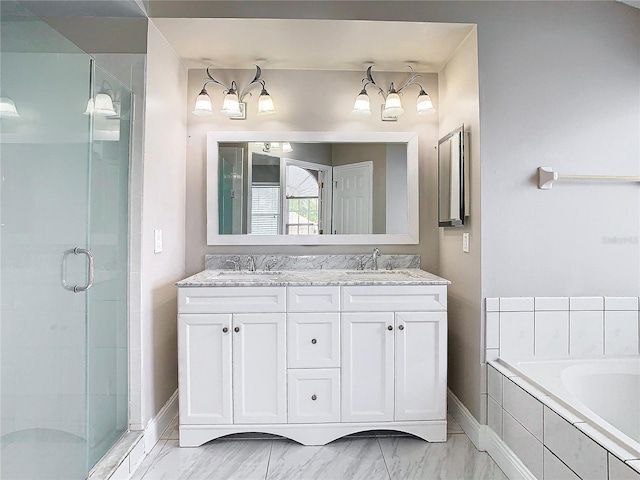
[251,185,280,234]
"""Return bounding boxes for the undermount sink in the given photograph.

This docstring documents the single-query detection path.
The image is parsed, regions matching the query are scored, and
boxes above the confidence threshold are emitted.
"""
[208,270,282,280]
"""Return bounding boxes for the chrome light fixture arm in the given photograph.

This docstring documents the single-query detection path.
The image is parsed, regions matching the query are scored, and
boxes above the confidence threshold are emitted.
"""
[202,66,233,94]
[361,66,388,99]
[237,65,265,102]
[394,66,425,95]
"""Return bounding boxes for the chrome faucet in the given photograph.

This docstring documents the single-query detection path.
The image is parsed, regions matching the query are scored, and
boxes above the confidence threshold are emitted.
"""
[372,248,381,270]
[223,256,241,271]
[265,257,277,271]
[246,255,256,272]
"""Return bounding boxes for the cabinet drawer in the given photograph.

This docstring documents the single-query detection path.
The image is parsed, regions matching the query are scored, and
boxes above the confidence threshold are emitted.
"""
[178,286,286,313]
[288,313,340,368]
[288,369,340,424]
[341,285,447,312]
[287,286,340,312]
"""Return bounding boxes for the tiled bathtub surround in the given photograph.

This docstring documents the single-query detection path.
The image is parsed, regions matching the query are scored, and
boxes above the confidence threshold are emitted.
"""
[204,254,420,271]
[487,361,640,480]
[484,296,640,362]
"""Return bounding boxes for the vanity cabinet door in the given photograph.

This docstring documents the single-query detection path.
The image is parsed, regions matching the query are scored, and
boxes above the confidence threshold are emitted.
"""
[395,312,447,421]
[178,314,232,425]
[232,313,287,424]
[341,312,394,422]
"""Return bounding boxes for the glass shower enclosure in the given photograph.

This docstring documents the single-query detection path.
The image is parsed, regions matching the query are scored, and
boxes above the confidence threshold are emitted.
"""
[1,3,130,478]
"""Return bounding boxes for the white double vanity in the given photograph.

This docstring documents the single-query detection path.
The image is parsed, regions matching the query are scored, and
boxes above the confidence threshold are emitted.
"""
[176,255,449,447]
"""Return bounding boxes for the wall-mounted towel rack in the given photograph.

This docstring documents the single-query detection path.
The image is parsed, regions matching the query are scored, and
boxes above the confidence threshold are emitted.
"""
[538,166,640,190]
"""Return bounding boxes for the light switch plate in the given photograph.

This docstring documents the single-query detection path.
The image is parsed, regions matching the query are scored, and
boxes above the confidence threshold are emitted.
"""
[462,232,470,253]
[154,229,162,254]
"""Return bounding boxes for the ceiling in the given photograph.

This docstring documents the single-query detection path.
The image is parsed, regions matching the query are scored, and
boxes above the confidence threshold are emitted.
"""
[152,18,476,72]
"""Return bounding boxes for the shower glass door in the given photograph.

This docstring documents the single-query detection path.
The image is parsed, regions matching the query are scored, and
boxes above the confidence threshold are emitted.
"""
[1,3,129,478]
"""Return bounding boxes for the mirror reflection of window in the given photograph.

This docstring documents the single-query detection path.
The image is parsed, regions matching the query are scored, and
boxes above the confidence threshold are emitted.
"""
[249,153,281,234]
[283,159,331,235]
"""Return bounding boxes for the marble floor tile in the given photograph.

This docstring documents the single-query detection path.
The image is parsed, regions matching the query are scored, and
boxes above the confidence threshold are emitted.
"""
[130,440,168,480]
[447,413,464,434]
[140,439,272,480]
[266,437,390,480]
[378,433,508,480]
[160,416,179,440]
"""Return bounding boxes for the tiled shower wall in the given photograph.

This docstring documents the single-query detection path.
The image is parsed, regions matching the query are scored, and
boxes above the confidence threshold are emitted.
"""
[484,296,640,362]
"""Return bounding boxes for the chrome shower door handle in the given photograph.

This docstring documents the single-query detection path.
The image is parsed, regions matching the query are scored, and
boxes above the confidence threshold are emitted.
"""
[61,247,95,293]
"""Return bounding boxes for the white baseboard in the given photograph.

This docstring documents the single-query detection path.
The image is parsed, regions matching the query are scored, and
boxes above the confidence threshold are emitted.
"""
[143,389,178,453]
[447,389,536,480]
[447,389,486,451]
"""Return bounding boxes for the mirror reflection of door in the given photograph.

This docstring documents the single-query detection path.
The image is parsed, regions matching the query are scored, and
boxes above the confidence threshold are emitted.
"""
[283,159,332,235]
[219,147,244,234]
[332,161,373,234]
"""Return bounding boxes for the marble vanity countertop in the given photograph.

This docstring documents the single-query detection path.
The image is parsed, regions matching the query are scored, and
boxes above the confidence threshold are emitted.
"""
[176,268,450,287]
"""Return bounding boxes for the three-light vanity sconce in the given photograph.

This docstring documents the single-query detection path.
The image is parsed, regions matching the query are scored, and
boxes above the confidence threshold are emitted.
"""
[191,64,437,121]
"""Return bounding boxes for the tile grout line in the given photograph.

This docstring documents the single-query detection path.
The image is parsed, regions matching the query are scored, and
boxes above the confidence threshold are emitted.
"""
[264,440,274,480]
[375,435,393,480]
[136,439,169,480]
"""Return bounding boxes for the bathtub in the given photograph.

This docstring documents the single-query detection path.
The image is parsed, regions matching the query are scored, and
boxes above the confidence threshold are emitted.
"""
[499,357,640,459]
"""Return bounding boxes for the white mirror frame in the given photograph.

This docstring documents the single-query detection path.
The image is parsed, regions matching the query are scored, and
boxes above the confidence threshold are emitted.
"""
[207,131,419,245]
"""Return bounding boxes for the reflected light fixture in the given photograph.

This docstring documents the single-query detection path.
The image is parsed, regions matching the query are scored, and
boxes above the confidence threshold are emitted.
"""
[193,65,275,119]
[256,142,293,154]
[0,96,20,118]
[352,65,436,121]
[84,81,118,117]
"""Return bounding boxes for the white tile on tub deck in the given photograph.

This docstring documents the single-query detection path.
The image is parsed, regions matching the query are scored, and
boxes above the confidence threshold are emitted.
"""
[543,447,580,480]
[487,365,503,405]
[543,406,607,480]
[605,311,639,356]
[569,311,604,357]
[577,423,639,462]
[486,297,500,312]
[604,296,639,311]
[627,460,640,475]
[609,454,640,480]
[485,348,499,362]
[570,296,604,311]
[502,410,543,479]
[535,296,569,311]
[535,310,569,357]
[502,378,543,441]
[487,395,502,438]
[499,312,535,359]
[486,312,500,349]
[499,297,534,312]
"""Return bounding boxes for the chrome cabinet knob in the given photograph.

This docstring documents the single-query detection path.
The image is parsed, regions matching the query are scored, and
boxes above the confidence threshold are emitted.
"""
[387,325,393,331]
[222,327,228,333]
[234,326,240,333]
[311,394,317,401]
[311,338,317,344]
[398,325,404,331]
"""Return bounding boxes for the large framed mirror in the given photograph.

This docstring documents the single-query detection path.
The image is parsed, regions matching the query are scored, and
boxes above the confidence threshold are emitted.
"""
[207,131,419,245]
[438,125,469,227]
